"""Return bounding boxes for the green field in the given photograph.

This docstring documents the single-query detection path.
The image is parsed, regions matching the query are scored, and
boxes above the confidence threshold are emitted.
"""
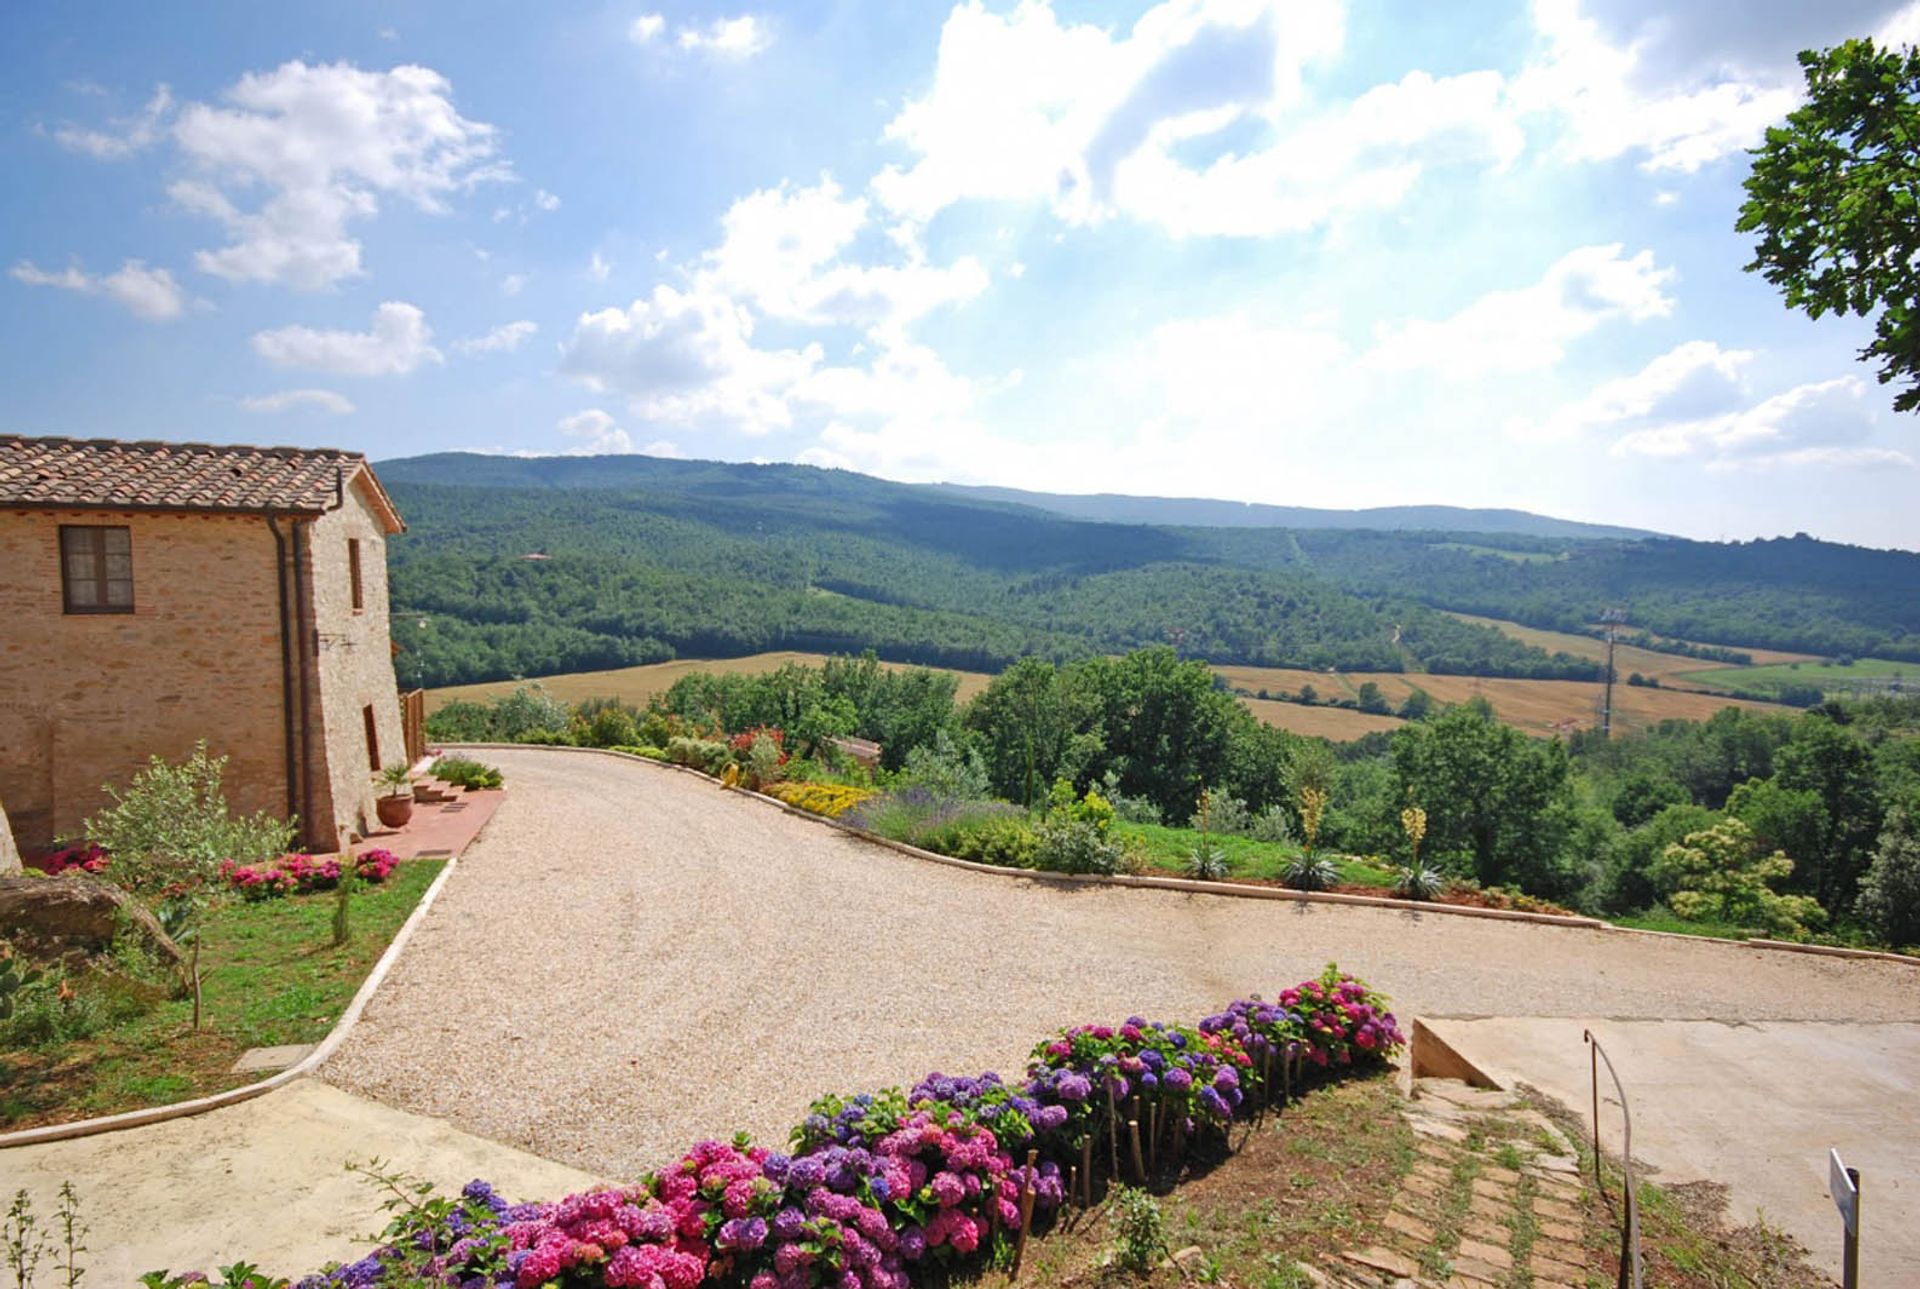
[1686,656,1914,697]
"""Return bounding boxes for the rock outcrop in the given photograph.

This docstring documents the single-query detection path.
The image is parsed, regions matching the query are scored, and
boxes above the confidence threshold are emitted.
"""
[0,874,182,966]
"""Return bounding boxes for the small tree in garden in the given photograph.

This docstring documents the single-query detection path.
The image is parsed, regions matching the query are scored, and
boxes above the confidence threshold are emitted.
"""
[1652,817,1825,936]
[83,742,293,897]
[1856,807,1920,948]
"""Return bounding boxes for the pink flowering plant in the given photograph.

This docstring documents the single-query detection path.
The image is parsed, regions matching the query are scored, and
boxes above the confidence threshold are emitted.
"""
[1280,964,1406,1069]
[220,850,399,901]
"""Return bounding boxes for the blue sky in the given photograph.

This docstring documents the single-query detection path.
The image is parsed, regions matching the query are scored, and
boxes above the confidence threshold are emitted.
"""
[3,0,1918,549]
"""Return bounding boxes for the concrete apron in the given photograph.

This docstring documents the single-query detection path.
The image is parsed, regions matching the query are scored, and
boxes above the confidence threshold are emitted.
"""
[1422,1016,1920,1284]
[2,1079,602,1280]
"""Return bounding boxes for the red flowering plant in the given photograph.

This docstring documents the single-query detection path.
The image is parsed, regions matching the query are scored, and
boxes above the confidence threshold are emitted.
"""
[38,841,110,875]
[1277,964,1405,1071]
[220,850,400,901]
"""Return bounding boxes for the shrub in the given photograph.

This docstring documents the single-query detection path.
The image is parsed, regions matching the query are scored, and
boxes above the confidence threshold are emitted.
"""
[743,733,786,791]
[610,744,670,761]
[488,684,571,741]
[1856,807,1920,948]
[899,732,990,801]
[765,781,875,818]
[1282,855,1339,892]
[1099,771,1161,825]
[83,743,294,897]
[845,787,1025,857]
[1033,818,1125,875]
[944,816,1040,868]
[576,704,641,749]
[1185,844,1229,881]
[1195,792,1253,837]
[431,756,504,790]
[1246,806,1294,844]
[666,737,731,775]
[1651,817,1825,937]
[1108,1185,1167,1274]
[422,700,496,742]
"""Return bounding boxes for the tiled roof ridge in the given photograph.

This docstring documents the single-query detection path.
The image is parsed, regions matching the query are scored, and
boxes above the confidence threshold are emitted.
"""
[0,433,363,461]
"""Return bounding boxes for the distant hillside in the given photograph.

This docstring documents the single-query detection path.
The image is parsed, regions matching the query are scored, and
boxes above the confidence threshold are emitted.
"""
[931,483,1660,540]
[372,451,1920,689]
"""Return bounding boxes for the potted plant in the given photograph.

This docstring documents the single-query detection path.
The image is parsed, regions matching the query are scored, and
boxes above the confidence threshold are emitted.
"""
[374,763,415,829]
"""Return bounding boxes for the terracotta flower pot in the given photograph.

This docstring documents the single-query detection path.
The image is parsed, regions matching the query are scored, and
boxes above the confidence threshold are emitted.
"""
[375,794,414,829]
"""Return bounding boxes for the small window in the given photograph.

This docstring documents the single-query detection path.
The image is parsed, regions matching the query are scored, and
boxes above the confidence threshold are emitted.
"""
[348,538,364,612]
[363,704,380,771]
[60,525,134,614]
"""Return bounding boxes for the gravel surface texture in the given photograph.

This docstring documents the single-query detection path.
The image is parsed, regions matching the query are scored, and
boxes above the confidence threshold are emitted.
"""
[322,747,1920,1181]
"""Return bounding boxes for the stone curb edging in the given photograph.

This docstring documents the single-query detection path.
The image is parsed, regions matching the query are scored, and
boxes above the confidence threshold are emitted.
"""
[1743,937,1920,966]
[448,744,1920,968]
[445,743,1617,930]
[0,841,470,1151]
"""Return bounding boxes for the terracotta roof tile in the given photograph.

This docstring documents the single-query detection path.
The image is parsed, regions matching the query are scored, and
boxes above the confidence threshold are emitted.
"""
[0,435,404,530]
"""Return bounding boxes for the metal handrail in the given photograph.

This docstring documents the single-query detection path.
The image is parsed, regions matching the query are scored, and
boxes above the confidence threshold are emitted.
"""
[1584,1029,1642,1289]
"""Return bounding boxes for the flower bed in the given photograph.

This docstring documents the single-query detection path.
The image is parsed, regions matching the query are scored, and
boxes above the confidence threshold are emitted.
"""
[764,782,877,819]
[185,966,1400,1287]
[219,849,399,901]
[31,842,110,875]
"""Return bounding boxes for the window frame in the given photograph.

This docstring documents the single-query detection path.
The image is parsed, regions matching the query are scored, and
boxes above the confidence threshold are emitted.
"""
[348,537,365,613]
[58,524,135,615]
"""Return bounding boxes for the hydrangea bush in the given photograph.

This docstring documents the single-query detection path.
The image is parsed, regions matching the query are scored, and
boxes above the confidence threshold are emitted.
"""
[186,966,1402,1289]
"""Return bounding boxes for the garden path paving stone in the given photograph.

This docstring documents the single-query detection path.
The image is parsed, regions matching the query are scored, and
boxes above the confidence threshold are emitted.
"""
[229,1041,316,1073]
[1339,1075,1598,1289]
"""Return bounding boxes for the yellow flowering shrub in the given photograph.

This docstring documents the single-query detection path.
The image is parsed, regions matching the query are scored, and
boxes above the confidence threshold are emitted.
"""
[767,781,876,818]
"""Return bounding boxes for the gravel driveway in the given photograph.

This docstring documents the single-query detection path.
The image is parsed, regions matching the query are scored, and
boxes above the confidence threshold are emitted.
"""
[322,748,1920,1181]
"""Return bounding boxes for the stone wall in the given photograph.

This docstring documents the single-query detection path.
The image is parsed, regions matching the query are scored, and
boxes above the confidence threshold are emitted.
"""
[302,473,407,846]
[0,510,289,851]
[0,793,18,875]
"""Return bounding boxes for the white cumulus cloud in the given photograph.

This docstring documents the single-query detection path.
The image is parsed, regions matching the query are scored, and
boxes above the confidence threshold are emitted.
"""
[559,284,821,432]
[452,319,538,355]
[677,16,772,57]
[252,301,442,375]
[238,388,357,414]
[170,61,507,290]
[10,258,187,320]
[51,84,173,159]
[1369,243,1674,379]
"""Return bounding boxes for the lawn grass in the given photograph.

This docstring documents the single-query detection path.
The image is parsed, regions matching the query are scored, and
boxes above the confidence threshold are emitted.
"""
[1610,906,1754,941]
[0,860,443,1129]
[1112,821,1396,887]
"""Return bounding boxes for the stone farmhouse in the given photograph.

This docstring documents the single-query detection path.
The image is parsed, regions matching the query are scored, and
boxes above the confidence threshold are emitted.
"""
[0,435,412,854]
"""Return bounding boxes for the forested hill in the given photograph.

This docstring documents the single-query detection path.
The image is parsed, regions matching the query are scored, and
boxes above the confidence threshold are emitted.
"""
[930,483,1658,539]
[374,452,1920,688]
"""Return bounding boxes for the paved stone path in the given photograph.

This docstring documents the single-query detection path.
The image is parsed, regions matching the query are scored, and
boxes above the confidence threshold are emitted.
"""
[322,748,1920,1181]
[1336,1079,1594,1288]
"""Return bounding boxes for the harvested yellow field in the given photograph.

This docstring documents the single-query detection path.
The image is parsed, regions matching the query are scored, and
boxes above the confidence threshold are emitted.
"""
[427,652,996,713]
[1448,612,1821,686]
[1239,697,1405,739]
[1211,661,1782,737]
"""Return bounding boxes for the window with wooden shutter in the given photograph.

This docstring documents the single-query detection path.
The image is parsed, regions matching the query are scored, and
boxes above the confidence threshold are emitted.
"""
[59,525,134,614]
